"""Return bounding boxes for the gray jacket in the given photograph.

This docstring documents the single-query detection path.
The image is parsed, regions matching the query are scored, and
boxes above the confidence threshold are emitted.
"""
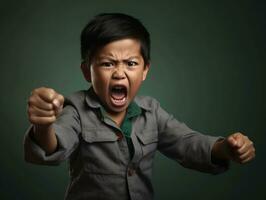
[24,89,228,200]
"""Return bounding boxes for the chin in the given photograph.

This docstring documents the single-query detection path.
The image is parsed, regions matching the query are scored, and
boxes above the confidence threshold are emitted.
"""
[108,102,129,114]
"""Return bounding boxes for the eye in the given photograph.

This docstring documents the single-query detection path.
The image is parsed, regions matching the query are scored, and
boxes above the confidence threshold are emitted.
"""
[100,62,113,67]
[127,61,138,67]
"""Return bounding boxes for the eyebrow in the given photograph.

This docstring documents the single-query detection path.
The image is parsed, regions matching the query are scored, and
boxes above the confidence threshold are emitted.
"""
[97,56,141,61]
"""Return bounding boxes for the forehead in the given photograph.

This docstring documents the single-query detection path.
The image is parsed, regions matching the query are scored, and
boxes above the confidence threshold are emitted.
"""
[95,38,142,58]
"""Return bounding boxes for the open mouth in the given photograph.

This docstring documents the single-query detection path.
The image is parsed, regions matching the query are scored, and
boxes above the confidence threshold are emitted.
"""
[110,85,127,107]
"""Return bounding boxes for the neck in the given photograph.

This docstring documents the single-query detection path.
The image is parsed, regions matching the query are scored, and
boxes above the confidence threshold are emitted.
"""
[106,110,126,127]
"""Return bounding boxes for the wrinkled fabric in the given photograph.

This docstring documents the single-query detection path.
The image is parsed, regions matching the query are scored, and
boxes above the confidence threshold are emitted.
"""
[24,88,228,200]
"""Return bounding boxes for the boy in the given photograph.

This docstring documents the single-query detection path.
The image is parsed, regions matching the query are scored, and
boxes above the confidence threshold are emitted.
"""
[24,13,255,200]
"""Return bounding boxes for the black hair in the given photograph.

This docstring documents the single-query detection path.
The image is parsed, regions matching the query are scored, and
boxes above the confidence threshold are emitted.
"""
[80,13,150,65]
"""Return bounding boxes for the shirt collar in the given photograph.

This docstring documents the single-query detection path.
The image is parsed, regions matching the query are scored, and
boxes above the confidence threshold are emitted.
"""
[85,87,102,109]
[85,87,152,112]
[126,101,141,119]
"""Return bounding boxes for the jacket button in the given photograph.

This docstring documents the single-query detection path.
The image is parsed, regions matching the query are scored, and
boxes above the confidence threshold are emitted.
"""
[116,132,123,141]
[128,168,135,176]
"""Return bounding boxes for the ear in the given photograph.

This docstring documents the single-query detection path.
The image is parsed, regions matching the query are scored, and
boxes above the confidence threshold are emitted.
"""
[80,62,91,82]
[142,63,150,81]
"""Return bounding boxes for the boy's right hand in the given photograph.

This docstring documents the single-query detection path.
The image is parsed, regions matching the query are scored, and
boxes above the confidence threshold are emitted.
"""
[27,87,64,126]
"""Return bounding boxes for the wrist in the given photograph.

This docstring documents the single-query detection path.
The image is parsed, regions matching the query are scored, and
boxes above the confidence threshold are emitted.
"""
[32,124,57,155]
[33,124,53,135]
[212,138,231,162]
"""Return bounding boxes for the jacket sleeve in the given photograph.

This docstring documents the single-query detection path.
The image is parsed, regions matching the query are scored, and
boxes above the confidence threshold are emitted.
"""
[23,104,81,165]
[155,100,229,174]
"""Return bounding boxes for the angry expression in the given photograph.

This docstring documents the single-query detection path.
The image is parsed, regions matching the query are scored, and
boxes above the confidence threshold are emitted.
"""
[83,38,150,115]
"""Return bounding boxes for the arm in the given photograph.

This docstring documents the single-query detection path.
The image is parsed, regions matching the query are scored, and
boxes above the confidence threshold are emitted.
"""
[154,99,228,174]
[27,87,64,155]
[31,125,57,155]
[211,132,255,164]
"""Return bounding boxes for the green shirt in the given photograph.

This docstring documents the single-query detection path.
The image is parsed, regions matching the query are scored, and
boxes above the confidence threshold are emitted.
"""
[99,101,142,159]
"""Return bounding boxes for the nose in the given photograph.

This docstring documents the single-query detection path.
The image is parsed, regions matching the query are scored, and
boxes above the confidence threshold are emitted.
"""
[112,64,126,80]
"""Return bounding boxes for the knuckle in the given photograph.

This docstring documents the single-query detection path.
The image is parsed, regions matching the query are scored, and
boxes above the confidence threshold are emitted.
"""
[49,116,57,123]
[45,88,55,94]
[232,133,238,137]
[47,89,56,100]
[28,96,35,105]
[59,94,64,102]
[33,87,46,95]
[40,86,48,91]
[28,106,34,114]
[45,93,54,101]
[236,149,242,155]
[42,109,54,116]
[50,110,56,116]
[32,88,39,94]
[29,116,36,124]
[48,88,55,94]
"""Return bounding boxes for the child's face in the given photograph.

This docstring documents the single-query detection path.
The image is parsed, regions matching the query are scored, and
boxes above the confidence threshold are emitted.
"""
[87,38,149,114]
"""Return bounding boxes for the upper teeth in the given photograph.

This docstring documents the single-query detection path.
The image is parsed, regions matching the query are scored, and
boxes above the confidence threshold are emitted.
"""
[114,86,123,89]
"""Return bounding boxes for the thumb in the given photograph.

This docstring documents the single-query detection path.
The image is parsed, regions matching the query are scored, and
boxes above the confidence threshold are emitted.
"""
[52,98,61,109]
[52,94,64,114]
[227,135,238,149]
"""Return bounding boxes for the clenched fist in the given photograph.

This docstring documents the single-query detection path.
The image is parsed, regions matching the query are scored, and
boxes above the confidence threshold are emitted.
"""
[225,132,255,164]
[212,132,255,164]
[27,87,64,125]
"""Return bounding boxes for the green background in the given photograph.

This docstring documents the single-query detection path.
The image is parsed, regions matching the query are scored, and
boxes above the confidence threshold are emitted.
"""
[0,0,265,199]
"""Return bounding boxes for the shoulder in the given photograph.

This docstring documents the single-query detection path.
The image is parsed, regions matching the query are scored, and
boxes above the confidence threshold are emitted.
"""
[65,90,87,101]
[64,90,87,107]
[134,95,160,111]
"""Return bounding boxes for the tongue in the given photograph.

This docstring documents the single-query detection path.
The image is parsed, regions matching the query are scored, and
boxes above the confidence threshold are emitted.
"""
[111,91,126,100]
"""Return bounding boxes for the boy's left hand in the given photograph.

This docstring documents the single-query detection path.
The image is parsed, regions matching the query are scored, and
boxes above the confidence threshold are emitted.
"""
[212,132,255,164]
[226,132,255,163]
